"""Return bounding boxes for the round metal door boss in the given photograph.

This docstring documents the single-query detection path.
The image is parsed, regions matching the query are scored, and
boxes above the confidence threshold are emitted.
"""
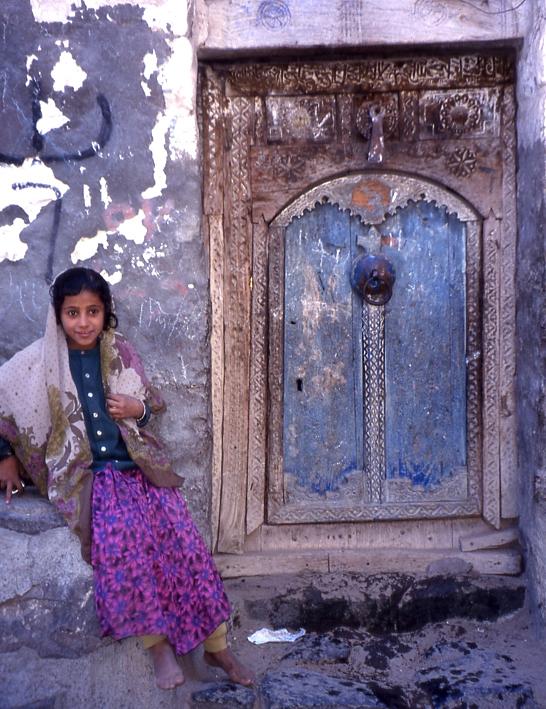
[350,253,396,306]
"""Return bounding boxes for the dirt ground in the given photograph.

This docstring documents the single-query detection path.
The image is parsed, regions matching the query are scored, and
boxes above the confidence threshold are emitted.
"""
[179,571,546,708]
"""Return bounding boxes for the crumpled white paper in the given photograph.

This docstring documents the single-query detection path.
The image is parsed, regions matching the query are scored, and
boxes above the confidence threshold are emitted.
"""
[247,627,306,645]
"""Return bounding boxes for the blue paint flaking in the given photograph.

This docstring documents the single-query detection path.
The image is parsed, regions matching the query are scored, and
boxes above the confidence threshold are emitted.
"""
[388,459,454,490]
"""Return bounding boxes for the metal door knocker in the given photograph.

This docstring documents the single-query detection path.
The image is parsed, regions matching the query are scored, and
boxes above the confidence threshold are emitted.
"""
[351,253,396,306]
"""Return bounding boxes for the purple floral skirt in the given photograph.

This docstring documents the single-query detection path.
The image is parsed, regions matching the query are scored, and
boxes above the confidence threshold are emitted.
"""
[91,464,231,655]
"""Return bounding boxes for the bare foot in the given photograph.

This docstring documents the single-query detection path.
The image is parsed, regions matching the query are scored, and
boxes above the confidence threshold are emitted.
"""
[204,648,255,686]
[149,639,185,690]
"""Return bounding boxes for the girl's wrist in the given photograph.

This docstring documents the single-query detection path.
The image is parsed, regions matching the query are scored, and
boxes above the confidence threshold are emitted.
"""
[136,400,147,423]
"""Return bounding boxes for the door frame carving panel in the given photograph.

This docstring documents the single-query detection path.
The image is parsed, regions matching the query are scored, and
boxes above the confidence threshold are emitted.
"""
[201,53,517,553]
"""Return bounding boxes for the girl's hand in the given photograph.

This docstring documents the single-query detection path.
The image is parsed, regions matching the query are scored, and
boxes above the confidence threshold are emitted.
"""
[0,456,24,504]
[106,393,145,421]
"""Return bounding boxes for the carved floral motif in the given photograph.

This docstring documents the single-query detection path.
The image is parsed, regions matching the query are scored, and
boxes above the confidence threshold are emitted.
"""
[255,153,307,183]
[446,147,477,177]
[420,88,500,139]
[439,93,482,135]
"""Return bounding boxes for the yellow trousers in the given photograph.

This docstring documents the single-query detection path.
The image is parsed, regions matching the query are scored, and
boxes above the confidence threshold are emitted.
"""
[141,621,228,653]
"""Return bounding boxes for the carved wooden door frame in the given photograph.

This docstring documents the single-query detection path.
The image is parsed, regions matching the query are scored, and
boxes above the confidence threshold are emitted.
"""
[201,53,517,555]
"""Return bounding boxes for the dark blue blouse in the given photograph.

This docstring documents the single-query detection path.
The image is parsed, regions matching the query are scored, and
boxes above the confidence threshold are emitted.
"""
[0,343,150,471]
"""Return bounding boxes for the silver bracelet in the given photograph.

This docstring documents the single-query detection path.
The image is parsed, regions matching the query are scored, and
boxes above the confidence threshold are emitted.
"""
[136,401,147,424]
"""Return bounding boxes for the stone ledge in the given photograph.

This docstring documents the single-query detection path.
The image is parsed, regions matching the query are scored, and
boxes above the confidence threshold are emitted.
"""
[0,487,66,535]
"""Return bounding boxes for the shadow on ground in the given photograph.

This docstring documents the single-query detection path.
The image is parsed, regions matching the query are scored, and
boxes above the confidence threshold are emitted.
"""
[190,571,544,709]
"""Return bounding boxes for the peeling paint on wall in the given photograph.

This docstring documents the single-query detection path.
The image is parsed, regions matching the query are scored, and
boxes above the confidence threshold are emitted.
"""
[141,50,157,97]
[156,37,198,160]
[30,0,188,35]
[36,98,70,134]
[100,268,123,285]
[99,177,112,208]
[117,210,147,244]
[52,51,87,92]
[25,54,38,85]
[83,184,91,209]
[71,209,148,264]
[71,230,109,263]
[0,220,29,261]
[0,159,68,263]
[142,113,169,199]
[29,0,74,23]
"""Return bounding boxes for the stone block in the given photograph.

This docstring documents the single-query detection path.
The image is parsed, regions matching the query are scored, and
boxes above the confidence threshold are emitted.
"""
[0,489,65,535]
[260,669,386,708]
[0,528,32,602]
[426,557,474,577]
[191,681,257,707]
[281,632,351,663]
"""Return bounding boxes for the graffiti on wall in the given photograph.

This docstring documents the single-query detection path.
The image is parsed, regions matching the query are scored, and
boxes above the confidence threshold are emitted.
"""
[0,75,112,282]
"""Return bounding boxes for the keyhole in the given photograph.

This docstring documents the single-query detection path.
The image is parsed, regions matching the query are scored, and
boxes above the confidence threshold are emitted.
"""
[296,378,303,392]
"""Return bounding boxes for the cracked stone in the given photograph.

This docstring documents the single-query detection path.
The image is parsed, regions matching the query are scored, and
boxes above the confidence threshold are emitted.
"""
[282,632,351,663]
[260,669,387,708]
[191,681,256,708]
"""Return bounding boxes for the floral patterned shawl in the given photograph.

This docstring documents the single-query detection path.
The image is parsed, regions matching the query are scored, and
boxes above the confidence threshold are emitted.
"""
[0,305,182,561]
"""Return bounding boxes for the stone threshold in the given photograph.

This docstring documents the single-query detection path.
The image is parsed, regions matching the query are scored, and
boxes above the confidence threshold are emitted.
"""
[215,547,522,578]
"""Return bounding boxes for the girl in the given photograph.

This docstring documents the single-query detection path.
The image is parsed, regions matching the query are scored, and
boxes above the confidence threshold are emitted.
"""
[0,267,252,691]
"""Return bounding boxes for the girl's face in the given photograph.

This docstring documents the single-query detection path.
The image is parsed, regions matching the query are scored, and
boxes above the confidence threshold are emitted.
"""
[60,290,105,350]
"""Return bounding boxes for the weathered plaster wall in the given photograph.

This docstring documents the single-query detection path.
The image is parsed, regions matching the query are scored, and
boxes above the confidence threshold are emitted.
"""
[0,1,211,705]
[0,0,210,526]
[515,0,546,629]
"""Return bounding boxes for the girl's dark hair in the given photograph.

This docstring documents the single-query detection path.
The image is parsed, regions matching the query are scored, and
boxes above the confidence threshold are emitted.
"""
[50,267,118,330]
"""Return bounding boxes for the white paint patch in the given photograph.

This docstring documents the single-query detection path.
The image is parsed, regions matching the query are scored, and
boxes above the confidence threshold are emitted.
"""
[0,158,68,262]
[25,54,38,86]
[52,51,87,92]
[36,99,70,134]
[140,51,157,99]
[99,177,111,208]
[141,112,169,199]
[157,37,198,160]
[142,246,165,263]
[83,184,91,209]
[30,0,75,23]
[0,219,29,262]
[143,51,158,80]
[100,269,123,285]
[117,210,147,244]
[143,0,188,35]
[30,0,187,34]
[71,231,109,264]
[0,159,68,219]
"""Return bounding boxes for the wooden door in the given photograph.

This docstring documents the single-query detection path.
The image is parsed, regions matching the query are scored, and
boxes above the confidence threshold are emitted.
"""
[267,176,481,525]
[202,52,517,556]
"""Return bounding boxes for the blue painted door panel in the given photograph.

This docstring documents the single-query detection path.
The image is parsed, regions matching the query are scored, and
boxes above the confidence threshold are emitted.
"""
[381,201,467,501]
[282,199,467,508]
[283,204,363,503]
